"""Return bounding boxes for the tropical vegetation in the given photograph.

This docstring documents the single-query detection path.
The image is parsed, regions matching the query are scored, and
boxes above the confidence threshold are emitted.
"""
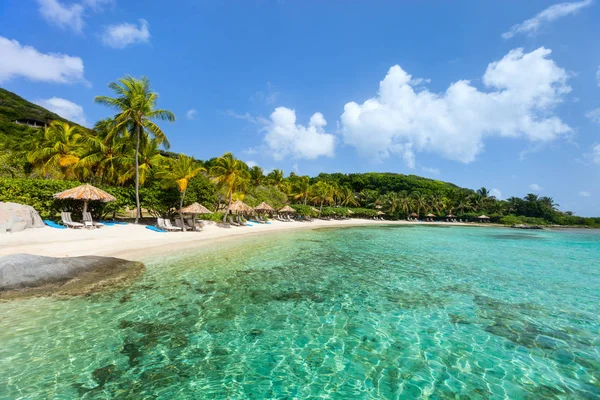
[1,84,598,228]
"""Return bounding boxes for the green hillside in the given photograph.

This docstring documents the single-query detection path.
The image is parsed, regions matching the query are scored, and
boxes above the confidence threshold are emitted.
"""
[0,87,89,149]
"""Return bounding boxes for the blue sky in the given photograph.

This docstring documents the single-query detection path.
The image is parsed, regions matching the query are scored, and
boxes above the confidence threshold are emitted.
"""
[1,0,599,216]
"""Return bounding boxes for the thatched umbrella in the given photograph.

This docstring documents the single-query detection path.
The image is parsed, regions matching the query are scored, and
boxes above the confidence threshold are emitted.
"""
[426,213,435,217]
[54,184,116,215]
[446,214,456,218]
[254,202,274,214]
[477,215,490,223]
[230,200,253,214]
[311,207,320,213]
[181,202,212,229]
[410,212,418,217]
[377,211,385,215]
[347,209,354,215]
[279,205,295,213]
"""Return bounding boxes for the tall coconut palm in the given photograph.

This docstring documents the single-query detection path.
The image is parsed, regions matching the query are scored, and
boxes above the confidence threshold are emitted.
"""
[411,191,428,217]
[159,154,205,231]
[210,152,250,222]
[310,181,335,212]
[398,191,412,216]
[267,169,284,187]
[78,118,129,185]
[292,176,311,205]
[119,139,165,186]
[249,165,264,186]
[27,121,84,179]
[95,76,175,223]
[339,186,359,207]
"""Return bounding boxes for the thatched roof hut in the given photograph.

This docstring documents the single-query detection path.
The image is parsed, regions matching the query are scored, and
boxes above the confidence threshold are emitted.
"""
[279,205,295,213]
[181,202,212,214]
[53,184,116,214]
[409,212,418,217]
[230,200,253,214]
[254,202,274,213]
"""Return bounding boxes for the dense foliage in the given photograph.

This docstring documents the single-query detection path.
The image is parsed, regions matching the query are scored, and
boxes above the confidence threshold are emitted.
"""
[1,85,598,228]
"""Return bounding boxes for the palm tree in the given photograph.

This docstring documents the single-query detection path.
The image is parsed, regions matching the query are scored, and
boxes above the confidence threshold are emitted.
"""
[95,76,175,223]
[339,186,359,207]
[159,154,205,231]
[398,191,412,216]
[27,121,84,179]
[210,152,250,222]
[267,169,284,187]
[310,181,335,212]
[77,118,129,185]
[411,191,428,217]
[249,166,264,186]
[292,176,311,205]
[119,139,165,186]
[384,192,401,213]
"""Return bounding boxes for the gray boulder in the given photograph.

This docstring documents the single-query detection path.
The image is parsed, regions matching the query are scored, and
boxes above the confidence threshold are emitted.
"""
[0,254,144,298]
[0,202,45,233]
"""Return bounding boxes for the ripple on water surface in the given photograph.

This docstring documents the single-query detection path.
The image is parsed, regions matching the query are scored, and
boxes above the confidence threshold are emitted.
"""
[0,226,599,399]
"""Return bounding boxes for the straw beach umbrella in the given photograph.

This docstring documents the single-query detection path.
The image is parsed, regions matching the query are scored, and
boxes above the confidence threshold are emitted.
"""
[181,202,212,229]
[230,200,253,215]
[54,184,116,215]
[477,215,490,223]
[377,211,385,215]
[311,207,320,213]
[279,205,295,213]
[254,202,274,214]
[347,209,354,215]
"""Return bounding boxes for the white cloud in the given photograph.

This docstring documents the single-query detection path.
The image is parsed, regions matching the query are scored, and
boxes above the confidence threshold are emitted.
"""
[502,0,593,39]
[82,0,113,10]
[101,19,150,49]
[245,160,258,168]
[340,47,571,166]
[0,37,85,84]
[578,191,591,197]
[186,109,197,120]
[529,183,544,192]
[35,97,87,126]
[37,0,85,33]
[490,188,503,199]
[263,107,335,160]
[587,108,600,124]
[592,144,600,164]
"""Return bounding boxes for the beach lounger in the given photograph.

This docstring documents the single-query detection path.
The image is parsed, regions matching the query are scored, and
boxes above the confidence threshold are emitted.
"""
[83,212,104,228]
[61,212,84,229]
[185,220,203,231]
[165,219,182,231]
[228,216,241,226]
[157,218,181,231]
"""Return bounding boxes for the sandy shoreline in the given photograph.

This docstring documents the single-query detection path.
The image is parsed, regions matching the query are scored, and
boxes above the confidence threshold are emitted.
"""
[0,219,489,262]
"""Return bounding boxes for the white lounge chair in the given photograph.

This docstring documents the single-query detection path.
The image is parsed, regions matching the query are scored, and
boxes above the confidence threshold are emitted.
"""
[165,218,182,231]
[83,212,104,228]
[61,212,84,229]
[157,218,181,231]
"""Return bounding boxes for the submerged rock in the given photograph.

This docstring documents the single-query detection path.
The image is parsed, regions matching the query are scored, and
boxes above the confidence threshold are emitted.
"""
[0,253,144,299]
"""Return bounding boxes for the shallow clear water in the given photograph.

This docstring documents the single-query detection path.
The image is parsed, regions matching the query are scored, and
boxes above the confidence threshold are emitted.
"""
[1,226,599,399]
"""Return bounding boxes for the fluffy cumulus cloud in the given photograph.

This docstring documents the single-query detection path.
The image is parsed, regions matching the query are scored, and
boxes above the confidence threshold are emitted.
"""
[37,0,85,33]
[340,47,571,167]
[245,160,258,168]
[502,0,593,39]
[490,188,503,199]
[35,97,87,126]
[0,37,85,84]
[186,108,197,120]
[101,19,150,49]
[262,107,335,160]
[578,191,591,197]
[529,183,544,192]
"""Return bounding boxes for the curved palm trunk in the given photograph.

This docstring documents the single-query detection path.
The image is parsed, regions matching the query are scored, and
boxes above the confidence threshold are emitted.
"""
[320,200,324,212]
[179,187,187,232]
[134,124,141,224]
[303,193,307,205]
[223,191,233,223]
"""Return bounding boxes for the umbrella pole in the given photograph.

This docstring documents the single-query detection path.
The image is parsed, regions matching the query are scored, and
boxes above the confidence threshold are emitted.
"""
[83,199,88,215]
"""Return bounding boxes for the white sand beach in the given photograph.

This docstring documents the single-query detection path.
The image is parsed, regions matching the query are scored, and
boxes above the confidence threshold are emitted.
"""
[0,219,475,261]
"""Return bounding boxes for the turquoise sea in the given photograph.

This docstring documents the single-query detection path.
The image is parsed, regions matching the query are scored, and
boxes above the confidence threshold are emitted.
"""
[0,225,599,399]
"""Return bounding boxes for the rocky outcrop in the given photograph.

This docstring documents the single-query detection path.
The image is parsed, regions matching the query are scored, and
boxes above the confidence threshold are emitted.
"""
[0,254,144,299]
[0,202,45,233]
